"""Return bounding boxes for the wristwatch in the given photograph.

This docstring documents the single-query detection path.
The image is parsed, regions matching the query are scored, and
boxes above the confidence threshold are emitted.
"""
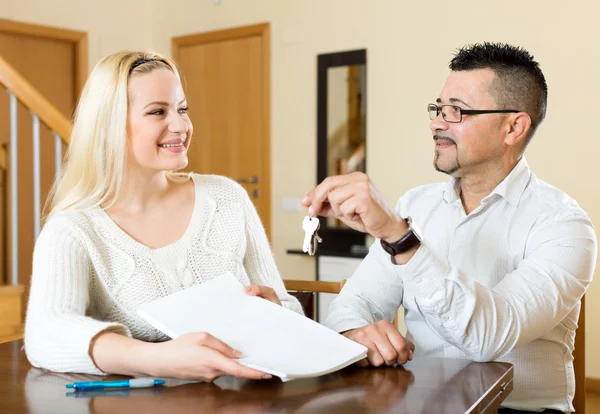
[380,216,422,258]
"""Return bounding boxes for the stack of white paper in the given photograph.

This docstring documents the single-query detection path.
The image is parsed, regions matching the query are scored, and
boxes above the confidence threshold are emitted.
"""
[137,273,367,381]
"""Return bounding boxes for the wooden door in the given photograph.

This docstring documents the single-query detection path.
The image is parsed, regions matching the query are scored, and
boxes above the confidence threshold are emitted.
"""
[172,23,272,238]
[0,20,86,293]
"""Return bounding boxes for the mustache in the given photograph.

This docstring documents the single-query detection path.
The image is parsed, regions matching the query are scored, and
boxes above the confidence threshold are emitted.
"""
[433,135,457,145]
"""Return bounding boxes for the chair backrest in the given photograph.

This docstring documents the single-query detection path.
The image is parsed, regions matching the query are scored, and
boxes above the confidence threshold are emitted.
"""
[283,279,398,328]
[283,280,346,320]
[573,295,586,414]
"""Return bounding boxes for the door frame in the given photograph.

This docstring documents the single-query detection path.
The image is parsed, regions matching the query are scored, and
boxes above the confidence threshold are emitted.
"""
[0,18,88,98]
[172,23,272,239]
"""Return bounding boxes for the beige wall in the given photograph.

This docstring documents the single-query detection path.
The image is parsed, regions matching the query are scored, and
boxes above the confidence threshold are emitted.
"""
[3,0,600,376]
[0,0,154,72]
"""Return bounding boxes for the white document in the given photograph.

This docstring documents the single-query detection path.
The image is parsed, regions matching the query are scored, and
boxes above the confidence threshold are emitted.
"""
[136,272,367,381]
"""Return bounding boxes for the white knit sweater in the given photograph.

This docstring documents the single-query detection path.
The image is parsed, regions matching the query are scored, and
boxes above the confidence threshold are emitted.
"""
[24,174,302,375]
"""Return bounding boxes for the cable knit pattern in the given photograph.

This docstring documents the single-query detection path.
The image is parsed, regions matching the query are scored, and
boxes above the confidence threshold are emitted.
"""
[24,174,302,375]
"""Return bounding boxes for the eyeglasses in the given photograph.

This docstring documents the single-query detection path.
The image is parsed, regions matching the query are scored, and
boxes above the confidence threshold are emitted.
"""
[428,103,520,123]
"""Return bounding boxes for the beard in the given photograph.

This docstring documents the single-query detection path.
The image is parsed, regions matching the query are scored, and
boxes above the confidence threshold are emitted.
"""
[434,151,461,175]
[433,135,461,175]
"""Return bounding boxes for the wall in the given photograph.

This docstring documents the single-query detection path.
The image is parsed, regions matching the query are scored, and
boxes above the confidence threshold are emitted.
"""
[2,0,600,376]
[0,0,154,71]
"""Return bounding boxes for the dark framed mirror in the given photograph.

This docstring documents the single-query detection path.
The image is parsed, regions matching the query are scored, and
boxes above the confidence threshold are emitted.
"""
[317,49,367,253]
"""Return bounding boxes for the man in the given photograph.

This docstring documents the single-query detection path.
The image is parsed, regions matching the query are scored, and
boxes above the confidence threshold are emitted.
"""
[302,43,596,413]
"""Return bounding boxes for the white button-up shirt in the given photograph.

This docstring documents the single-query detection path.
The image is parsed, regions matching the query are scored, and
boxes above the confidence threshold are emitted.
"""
[326,157,597,412]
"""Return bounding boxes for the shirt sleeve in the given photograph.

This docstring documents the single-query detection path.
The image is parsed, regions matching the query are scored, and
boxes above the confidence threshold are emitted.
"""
[393,209,597,362]
[325,239,404,333]
[239,187,304,315]
[24,217,131,375]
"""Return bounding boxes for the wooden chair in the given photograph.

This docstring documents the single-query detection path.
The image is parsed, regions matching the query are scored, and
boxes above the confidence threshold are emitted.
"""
[283,279,398,328]
[283,280,346,321]
[573,296,586,414]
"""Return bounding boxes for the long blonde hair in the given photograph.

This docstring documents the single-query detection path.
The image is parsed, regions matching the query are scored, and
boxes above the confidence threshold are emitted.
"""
[44,51,186,221]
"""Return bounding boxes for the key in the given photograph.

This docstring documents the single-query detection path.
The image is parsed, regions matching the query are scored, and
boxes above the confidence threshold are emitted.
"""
[302,207,323,256]
[302,216,320,254]
[311,226,322,256]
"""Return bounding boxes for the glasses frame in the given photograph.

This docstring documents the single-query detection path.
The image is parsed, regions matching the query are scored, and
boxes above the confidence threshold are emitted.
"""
[428,103,520,123]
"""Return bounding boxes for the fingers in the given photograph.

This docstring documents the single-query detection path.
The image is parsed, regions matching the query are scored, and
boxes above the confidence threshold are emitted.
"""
[304,173,397,238]
[186,333,272,381]
[345,322,415,368]
[304,175,352,216]
[345,328,388,367]
[244,286,281,305]
[191,332,242,359]
[356,358,370,368]
[327,185,357,220]
[372,337,400,367]
[211,355,272,380]
[362,340,385,367]
[386,329,413,364]
[407,340,415,361]
[374,320,413,364]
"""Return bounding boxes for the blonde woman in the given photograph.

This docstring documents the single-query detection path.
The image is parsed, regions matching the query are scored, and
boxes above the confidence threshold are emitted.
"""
[24,51,302,382]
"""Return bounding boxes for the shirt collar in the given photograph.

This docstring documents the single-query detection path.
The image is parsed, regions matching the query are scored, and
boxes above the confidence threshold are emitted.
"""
[442,177,461,204]
[442,157,531,207]
[490,157,531,206]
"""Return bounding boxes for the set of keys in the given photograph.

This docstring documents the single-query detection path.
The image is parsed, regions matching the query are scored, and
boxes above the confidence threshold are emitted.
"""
[302,207,322,256]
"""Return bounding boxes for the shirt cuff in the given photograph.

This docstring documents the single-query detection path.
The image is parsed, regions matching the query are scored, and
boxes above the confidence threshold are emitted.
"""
[325,317,370,334]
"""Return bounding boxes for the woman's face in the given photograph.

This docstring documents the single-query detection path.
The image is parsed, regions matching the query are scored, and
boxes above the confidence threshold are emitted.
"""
[126,68,193,174]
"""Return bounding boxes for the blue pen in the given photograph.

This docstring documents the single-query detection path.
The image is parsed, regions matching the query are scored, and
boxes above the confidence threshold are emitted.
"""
[66,389,131,398]
[66,378,165,391]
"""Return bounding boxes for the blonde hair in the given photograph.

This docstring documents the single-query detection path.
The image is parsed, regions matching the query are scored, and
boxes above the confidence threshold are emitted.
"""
[44,51,188,221]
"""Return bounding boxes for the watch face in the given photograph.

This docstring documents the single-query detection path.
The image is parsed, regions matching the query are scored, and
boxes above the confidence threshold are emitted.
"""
[410,217,423,241]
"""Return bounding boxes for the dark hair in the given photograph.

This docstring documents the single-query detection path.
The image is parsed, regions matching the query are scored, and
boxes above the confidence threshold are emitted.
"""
[129,57,160,73]
[449,42,547,143]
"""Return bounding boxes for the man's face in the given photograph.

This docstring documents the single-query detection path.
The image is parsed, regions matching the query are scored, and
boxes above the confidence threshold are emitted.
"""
[429,69,507,177]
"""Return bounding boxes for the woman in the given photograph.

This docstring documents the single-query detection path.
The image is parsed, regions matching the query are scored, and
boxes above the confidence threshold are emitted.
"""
[24,51,302,382]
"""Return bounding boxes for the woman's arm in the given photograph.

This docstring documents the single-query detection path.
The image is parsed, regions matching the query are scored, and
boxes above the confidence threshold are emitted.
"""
[239,185,303,314]
[24,217,131,374]
[90,331,270,381]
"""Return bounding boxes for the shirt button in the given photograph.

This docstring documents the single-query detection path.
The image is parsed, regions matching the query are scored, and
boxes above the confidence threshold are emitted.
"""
[414,276,422,283]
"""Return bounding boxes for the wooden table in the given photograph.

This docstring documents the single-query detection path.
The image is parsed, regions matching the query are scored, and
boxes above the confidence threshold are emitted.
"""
[0,340,513,413]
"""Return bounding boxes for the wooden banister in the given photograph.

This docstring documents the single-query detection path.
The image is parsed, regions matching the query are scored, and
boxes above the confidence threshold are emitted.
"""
[0,55,71,143]
[0,146,5,170]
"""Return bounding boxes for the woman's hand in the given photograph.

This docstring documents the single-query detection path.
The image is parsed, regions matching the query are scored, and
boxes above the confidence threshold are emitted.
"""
[244,285,281,306]
[149,332,271,382]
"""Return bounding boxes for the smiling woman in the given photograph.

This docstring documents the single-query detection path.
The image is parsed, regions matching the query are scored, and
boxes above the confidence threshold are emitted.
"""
[23,51,303,383]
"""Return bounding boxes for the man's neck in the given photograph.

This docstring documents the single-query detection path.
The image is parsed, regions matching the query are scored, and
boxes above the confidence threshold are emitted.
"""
[458,157,521,215]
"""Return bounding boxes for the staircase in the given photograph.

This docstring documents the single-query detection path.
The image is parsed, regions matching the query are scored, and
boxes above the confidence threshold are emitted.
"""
[0,54,71,343]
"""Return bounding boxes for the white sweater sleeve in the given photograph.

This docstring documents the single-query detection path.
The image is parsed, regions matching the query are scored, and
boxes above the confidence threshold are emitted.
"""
[239,187,304,315]
[24,217,131,375]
